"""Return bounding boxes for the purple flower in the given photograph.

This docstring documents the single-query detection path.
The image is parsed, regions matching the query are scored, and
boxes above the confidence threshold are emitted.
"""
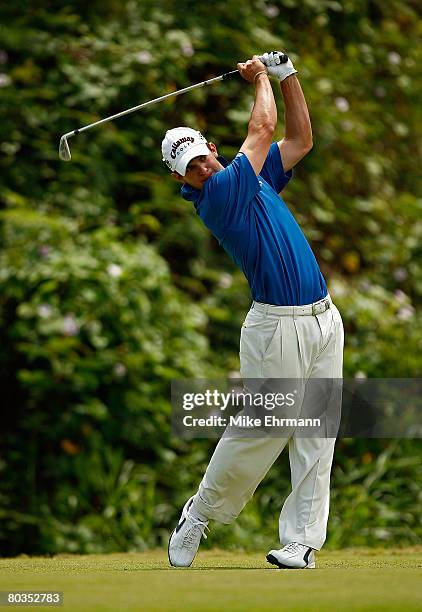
[38,245,51,258]
[182,44,194,57]
[394,289,407,303]
[63,314,80,336]
[397,306,414,321]
[393,267,407,281]
[38,304,53,318]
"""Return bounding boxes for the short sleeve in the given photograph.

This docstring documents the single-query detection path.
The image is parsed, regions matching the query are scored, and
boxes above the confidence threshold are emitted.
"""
[199,152,260,234]
[259,142,293,193]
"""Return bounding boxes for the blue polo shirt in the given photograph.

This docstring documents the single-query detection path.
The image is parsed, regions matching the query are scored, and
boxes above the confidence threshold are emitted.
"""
[181,143,327,306]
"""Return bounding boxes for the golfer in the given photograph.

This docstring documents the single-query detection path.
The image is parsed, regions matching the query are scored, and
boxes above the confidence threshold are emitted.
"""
[162,52,344,569]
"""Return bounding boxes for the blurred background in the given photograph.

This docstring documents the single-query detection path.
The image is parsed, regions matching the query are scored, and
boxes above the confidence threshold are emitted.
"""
[0,0,421,556]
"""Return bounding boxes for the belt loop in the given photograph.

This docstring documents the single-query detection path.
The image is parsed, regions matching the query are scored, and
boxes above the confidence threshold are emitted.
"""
[312,303,316,316]
[293,306,297,320]
[264,304,269,316]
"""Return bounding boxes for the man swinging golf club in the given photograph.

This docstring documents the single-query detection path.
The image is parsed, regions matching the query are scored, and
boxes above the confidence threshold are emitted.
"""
[162,52,344,569]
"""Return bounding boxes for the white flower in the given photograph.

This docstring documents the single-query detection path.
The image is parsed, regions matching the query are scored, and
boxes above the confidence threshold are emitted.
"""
[114,363,127,378]
[114,363,126,378]
[0,73,11,87]
[38,304,53,318]
[329,279,347,297]
[388,52,401,65]
[228,370,241,379]
[68,495,78,508]
[355,371,367,379]
[393,122,409,137]
[317,78,333,94]
[263,4,279,17]
[63,314,79,336]
[135,51,152,64]
[335,97,349,112]
[107,264,122,278]
[219,273,233,289]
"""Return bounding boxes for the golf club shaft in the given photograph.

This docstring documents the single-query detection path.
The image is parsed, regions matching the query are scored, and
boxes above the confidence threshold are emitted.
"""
[65,70,239,139]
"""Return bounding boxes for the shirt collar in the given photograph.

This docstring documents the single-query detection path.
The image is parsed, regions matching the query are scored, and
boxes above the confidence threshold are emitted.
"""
[180,155,230,205]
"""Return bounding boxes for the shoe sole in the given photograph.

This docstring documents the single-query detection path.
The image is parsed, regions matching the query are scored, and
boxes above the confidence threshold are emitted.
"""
[168,528,176,567]
[266,553,315,569]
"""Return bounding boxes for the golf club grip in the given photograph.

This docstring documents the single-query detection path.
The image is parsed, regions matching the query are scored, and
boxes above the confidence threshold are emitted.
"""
[222,53,288,81]
[258,52,289,64]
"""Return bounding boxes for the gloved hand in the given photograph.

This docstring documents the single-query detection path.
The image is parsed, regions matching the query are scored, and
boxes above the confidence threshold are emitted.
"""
[259,51,297,81]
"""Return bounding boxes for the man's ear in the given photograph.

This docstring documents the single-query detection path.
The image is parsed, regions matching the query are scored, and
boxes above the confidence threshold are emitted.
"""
[171,171,184,183]
[207,142,218,157]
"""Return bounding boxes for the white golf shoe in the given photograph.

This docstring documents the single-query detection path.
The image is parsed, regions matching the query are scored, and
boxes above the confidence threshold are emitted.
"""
[168,497,209,567]
[267,542,316,569]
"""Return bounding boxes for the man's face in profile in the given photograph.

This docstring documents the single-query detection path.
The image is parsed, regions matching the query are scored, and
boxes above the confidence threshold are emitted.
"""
[172,143,224,190]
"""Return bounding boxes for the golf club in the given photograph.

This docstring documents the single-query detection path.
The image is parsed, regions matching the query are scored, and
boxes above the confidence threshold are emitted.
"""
[59,70,239,161]
[59,53,288,161]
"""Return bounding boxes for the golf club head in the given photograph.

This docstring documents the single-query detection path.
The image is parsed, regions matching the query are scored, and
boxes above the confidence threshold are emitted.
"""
[59,135,71,161]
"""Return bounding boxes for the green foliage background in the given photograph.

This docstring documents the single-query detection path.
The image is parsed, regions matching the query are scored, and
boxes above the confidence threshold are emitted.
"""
[0,0,421,555]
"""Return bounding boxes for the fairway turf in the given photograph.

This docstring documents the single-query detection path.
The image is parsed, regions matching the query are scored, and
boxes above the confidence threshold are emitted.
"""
[0,548,421,611]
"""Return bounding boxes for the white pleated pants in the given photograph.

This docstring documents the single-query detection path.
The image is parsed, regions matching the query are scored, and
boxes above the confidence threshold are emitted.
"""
[191,294,344,550]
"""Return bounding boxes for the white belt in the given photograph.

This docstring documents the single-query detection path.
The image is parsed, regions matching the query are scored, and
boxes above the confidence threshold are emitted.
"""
[252,295,331,317]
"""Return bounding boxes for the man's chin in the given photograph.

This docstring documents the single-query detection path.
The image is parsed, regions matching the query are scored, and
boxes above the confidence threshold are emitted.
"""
[202,172,215,185]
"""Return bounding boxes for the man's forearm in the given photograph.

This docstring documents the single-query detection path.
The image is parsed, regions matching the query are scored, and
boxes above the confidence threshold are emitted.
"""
[248,74,277,134]
[280,75,312,146]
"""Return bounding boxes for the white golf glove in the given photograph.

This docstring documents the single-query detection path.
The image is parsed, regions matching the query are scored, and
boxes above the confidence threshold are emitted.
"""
[259,51,297,81]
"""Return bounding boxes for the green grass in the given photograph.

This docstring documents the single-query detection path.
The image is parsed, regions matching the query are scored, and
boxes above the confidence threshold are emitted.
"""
[0,548,421,611]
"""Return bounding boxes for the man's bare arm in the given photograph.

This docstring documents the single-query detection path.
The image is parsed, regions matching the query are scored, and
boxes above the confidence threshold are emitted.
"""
[278,75,313,172]
[237,56,277,176]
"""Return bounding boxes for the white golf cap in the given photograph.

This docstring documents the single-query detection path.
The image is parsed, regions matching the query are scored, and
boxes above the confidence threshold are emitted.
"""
[161,127,210,176]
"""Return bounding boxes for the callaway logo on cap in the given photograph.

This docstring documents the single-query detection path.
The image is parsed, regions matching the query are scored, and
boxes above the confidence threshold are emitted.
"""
[162,127,210,176]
